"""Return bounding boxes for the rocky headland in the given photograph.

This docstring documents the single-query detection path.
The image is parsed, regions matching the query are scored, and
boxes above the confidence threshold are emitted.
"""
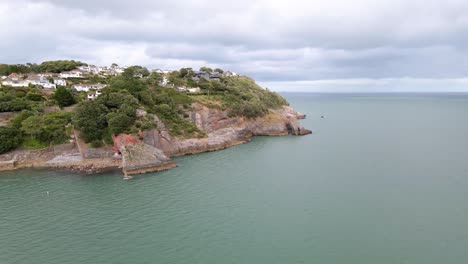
[0,103,310,177]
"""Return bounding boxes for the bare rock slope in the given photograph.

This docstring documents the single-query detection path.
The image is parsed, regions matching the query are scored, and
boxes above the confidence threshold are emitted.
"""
[142,104,311,157]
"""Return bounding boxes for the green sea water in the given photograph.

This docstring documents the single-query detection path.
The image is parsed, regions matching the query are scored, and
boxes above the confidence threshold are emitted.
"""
[1,93,468,264]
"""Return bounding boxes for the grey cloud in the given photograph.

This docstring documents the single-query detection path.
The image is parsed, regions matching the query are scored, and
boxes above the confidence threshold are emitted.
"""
[2,0,468,91]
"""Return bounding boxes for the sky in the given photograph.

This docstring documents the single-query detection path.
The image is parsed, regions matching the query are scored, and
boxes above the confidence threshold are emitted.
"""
[1,0,468,92]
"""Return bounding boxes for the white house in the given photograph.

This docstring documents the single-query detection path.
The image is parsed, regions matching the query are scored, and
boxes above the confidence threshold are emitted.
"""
[26,75,56,89]
[160,76,169,86]
[53,78,67,87]
[1,73,29,87]
[176,86,188,92]
[87,90,102,100]
[188,87,201,93]
[72,83,107,92]
[222,71,238,77]
[78,65,103,74]
[59,70,84,78]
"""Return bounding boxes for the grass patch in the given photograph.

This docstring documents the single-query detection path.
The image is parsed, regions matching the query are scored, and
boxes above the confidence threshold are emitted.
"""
[22,138,48,149]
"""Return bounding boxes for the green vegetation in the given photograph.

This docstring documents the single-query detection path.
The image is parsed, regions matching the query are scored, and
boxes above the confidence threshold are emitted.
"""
[53,87,75,107]
[0,60,84,75]
[38,60,85,73]
[0,110,71,152]
[0,61,289,153]
[72,101,108,143]
[188,76,288,118]
[0,126,22,154]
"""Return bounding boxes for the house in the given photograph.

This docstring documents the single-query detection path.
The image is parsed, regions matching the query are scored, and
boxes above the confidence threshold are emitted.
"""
[155,69,171,75]
[176,86,188,92]
[79,65,103,74]
[87,90,102,100]
[222,71,238,77]
[59,70,84,78]
[72,83,107,92]
[26,74,56,89]
[160,76,169,86]
[192,71,222,81]
[53,78,67,87]
[1,73,29,87]
[192,71,211,80]
[187,87,201,93]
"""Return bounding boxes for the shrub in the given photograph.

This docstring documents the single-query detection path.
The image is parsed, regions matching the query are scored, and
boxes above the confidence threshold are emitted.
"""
[72,101,108,143]
[53,87,75,108]
[0,126,23,154]
[90,140,103,148]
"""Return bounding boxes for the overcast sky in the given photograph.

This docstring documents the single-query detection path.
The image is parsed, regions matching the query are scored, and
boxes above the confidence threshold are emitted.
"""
[1,0,468,92]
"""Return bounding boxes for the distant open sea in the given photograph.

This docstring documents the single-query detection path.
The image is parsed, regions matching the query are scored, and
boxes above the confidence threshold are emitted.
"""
[1,93,468,264]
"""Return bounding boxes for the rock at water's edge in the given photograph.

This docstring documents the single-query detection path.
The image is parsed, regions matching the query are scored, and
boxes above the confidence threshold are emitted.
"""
[120,143,176,177]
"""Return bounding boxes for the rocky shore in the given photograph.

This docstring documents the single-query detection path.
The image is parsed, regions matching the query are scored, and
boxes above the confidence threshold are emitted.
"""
[0,104,311,177]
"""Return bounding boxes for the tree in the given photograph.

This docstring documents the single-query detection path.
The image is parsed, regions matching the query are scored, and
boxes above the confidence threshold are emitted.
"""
[53,87,75,107]
[21,115,43,139]
[72,101,108,142]
[0,99,30,112]
[40,112,72,144]
[98,92,138,109]
[107,112,132,135]
[0,126,22,154]
[11,110,34,129]
[146,71,163,86]
[214,68,224,73]
[25,92,43,101]
[38,60,84,73]
[123,65,150,78]
[198,78,213,95]
[200,67,213,73]
[109,75,147,99]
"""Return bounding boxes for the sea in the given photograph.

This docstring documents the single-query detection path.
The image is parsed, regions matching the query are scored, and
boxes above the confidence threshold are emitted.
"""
[1,93,468,264]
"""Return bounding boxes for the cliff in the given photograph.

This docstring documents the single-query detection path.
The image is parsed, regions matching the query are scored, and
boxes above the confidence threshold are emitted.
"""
[142,103,311,157]
[0,103,310,177]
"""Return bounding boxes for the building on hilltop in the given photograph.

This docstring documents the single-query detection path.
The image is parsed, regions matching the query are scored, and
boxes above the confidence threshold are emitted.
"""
[1,73,29,87]
[53,78,67,87]
[59,70,84,78]
[87,90,102,100]
[26,74,56,89]
[192,71,222,81]
[72,83,107,92]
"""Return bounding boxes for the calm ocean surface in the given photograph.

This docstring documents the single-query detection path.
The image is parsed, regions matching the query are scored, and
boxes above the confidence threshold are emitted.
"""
[1,93,468,264]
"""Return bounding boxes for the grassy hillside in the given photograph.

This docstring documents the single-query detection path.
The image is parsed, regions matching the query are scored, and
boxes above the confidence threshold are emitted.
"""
[0,63,289,153]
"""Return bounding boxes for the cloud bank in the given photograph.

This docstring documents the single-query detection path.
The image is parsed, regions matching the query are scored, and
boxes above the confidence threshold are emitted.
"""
[1,0,468,91]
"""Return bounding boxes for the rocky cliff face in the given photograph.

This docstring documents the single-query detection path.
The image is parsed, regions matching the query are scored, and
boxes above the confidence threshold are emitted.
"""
[142,103,311,157]
[0,102,311,177]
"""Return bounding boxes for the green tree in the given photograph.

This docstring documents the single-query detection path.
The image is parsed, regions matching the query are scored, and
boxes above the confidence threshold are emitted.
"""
[98,92,138,109]
[146,71,163,86]
[0,126,23,154]
[200,67,213,73]
[40,112,72,144]
[25,92,43,101]
[53,87,75,107]
[109,76,147,99]
[11,110,35,129]
[38,60,84,73]
[21,115,43,139]
[72,101,108,142]
[107,112,132,135]
[0,99,30,112]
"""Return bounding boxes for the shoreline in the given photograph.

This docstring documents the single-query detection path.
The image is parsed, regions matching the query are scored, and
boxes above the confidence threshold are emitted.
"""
[0,105,311,177]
